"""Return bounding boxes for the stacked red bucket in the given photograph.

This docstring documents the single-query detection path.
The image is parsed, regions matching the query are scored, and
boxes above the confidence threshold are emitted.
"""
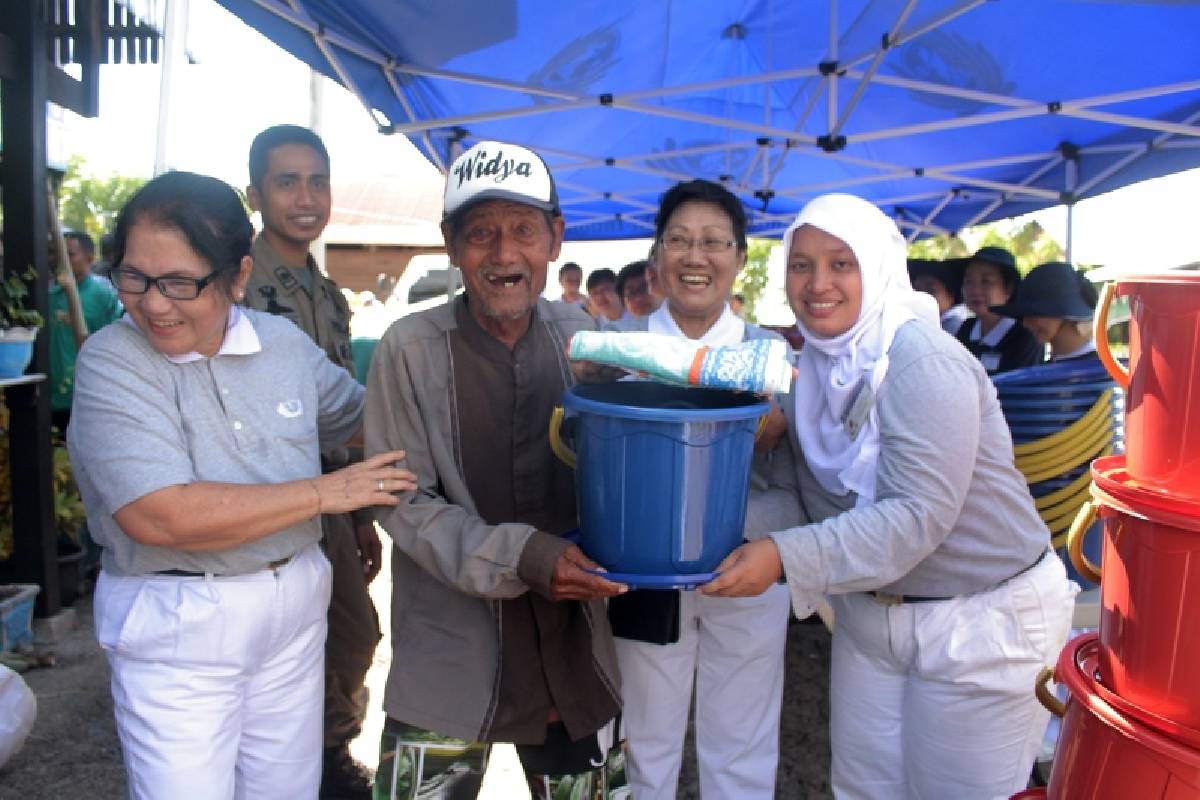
[1036,274,1200,797]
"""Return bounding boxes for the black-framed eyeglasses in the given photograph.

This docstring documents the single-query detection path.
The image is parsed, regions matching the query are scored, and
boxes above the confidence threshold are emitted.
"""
[111,266,225,300]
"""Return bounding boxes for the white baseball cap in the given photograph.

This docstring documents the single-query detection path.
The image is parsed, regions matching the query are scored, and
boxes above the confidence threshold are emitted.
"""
[443,140,560,220]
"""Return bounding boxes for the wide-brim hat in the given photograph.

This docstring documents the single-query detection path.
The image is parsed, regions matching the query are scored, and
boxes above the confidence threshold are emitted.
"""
[907,258,963,304]
[990,261,1096,321]
[443,140,560,220]
[953,246,1022,296]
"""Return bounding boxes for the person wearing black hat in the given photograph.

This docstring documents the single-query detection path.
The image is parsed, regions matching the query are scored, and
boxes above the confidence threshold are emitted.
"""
[955,246,1044,374]
[990,261,1100,364]
[907,258,971,335]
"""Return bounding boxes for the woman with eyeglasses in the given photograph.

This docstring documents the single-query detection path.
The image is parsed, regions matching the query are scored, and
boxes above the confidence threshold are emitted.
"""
[606,179,797,800]
[701,194,1074,798]
[66,170,416,799]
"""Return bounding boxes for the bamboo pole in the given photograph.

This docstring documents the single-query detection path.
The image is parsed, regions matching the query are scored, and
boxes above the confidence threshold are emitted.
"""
[46,181,89,345]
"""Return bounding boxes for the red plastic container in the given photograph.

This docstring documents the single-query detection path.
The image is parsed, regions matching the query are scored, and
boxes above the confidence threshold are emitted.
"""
[1096,274,1200,498]
[1077,456,1200,731]
[1045,633,1200,798]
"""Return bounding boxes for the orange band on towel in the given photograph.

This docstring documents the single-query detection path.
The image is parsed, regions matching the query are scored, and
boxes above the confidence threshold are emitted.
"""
[688,346,710,385]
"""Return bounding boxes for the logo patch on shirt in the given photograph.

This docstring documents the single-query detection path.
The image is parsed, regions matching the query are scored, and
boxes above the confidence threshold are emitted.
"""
[276,399,303,418]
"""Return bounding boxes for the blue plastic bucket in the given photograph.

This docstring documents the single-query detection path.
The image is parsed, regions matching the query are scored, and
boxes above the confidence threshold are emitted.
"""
[561,382,768,581]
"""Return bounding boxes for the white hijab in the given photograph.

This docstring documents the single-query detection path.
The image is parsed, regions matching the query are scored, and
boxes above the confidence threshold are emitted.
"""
[786,194,939,505]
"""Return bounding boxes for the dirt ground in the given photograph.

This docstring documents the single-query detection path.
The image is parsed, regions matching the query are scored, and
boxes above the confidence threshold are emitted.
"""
[0,550,833,799]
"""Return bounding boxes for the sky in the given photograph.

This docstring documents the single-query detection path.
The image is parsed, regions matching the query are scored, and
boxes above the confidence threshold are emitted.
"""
[52,0,1200,300]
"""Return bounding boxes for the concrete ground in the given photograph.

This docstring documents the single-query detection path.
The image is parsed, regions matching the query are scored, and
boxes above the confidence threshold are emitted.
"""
[0,528,833,799]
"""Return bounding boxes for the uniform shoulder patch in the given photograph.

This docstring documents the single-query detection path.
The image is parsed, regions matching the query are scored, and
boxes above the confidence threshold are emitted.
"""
[274,265,300,292]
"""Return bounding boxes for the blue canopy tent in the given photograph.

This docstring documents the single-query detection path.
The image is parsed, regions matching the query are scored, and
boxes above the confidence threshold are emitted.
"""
[214,0,1200,244]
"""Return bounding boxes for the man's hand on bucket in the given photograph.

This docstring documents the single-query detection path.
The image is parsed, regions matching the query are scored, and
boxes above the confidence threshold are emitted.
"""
[701,539,784,597]
[550,545,628,601]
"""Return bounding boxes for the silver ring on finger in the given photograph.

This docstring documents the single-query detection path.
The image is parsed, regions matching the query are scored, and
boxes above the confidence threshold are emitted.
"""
[377,479,385,492]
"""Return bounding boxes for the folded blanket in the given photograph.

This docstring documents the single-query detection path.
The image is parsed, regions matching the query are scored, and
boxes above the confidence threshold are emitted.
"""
[568,331,794,394]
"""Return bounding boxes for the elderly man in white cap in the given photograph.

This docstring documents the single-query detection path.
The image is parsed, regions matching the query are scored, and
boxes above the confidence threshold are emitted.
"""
[364,141,629,799]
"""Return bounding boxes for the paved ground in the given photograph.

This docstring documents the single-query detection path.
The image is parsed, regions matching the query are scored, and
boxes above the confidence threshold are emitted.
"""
[0,531,833,799]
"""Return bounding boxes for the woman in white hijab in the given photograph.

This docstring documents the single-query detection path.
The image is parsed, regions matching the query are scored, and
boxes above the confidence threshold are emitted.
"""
[703,194,1075,798]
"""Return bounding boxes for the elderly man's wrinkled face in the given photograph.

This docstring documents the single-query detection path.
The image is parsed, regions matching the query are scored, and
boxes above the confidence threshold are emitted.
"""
[445,200,562,327]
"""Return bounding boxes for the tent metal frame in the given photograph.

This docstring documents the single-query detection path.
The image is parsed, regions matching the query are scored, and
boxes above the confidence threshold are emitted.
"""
[244,0,1200,241]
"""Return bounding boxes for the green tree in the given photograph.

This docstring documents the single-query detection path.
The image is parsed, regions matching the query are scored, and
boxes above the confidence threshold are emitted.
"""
[59,155,147,243]
[907,219,1069,276]
[734,239,774,322]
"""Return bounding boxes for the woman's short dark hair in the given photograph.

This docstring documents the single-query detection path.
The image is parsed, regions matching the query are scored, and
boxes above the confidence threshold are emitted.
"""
[655,180,748,251]
[112,171,252,301]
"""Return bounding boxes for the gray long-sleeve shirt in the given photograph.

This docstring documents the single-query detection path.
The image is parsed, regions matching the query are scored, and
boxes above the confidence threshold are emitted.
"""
[365,296,621,742]
[768,320,1048,598]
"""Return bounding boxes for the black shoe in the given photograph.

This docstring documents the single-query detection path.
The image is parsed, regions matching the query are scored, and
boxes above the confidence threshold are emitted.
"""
[320,745,375,800]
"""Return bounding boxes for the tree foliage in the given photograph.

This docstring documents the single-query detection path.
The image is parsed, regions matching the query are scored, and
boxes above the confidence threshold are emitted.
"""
[734,239,773,322]
[906,219,1073,275]
[59,155,147,243]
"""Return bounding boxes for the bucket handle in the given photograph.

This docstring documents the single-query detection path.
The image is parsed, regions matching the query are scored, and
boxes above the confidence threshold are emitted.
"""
[1035,667,1066,718]
[1066,499,1103,585]
[549,407,577,470]
[1094,281,1129,390]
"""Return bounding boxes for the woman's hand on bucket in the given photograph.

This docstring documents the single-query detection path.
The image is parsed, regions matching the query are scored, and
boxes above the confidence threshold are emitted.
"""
[549,545,628,600]
[701,539,784,597]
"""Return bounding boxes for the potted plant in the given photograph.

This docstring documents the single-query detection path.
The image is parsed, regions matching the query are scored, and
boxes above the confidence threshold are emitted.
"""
[0,267,44,379]
[1,401,88,605]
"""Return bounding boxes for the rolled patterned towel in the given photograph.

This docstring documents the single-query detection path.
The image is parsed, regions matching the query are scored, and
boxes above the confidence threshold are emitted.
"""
[568,330,794,394]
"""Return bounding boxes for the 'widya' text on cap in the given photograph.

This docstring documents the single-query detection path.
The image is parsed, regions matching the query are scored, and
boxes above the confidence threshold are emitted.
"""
[452,149,535,187]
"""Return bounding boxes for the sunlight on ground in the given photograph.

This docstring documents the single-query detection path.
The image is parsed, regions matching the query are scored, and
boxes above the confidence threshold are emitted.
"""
[350,525,531,799]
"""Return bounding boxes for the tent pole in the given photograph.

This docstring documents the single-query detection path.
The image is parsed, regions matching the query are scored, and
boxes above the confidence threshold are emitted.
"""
[1066,204,1075,265]
[153,0,186,176]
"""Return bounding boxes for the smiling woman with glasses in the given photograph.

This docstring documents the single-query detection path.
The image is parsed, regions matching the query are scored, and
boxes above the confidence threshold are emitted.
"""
[602,179,795,800]
[65,170,416,799]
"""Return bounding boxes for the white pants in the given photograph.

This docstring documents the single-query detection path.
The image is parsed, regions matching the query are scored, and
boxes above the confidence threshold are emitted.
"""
[94,543,331,800]
[615,582,790,800]
[828,552,1076,800]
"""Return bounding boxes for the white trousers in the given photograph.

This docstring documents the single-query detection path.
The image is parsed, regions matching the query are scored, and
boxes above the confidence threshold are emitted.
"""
[94,543,331,800]
[615,582,790,800]
[828,552,1076,800]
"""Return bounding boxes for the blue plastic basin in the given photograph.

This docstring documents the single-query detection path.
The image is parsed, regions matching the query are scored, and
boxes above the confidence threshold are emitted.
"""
[563,382,768,579]
[0,340,33,379]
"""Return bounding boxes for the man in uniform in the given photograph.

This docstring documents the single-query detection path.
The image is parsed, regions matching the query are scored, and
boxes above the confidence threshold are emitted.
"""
[364,140,628,799]
[243,124,380,800]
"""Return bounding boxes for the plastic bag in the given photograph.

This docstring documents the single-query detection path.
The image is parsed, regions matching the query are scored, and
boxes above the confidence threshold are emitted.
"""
[0,663,37,769]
